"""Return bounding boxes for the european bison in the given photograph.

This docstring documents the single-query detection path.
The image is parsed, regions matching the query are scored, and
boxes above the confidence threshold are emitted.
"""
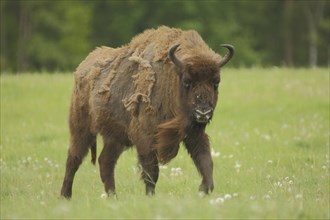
[60,26,234,199]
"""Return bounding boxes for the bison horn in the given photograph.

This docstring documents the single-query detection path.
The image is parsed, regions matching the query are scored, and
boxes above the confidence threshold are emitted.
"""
[169,44,183,70]
[219,44,235,67]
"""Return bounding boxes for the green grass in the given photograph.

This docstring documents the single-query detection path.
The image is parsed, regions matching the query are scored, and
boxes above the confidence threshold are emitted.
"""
[1,68,329,219]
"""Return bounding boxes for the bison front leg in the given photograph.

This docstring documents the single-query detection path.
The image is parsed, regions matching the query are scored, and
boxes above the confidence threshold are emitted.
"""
[195,150,214,194]
[184,131,214,195]
[138,150,159,196]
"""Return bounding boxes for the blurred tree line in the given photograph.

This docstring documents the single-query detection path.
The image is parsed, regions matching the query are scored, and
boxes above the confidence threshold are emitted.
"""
[1,0,329,73]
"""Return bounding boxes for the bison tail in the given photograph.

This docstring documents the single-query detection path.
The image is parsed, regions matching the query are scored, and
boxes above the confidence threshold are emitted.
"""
[90,140,97,165]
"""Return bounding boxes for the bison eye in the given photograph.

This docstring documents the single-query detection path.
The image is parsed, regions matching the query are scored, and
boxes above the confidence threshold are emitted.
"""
[183,80,192,89]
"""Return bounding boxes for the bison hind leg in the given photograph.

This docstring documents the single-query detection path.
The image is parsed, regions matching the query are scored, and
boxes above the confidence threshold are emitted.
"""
[60,133,97,199]
[98,137,125,197]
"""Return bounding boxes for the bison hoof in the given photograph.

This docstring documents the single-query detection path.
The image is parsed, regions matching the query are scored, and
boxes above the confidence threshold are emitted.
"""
[146,186,155,196]
[60,189,72,200]
[59,194,71,200]
[199,183,214,195]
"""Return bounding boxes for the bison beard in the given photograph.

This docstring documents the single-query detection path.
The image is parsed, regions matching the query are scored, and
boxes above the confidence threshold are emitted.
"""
[60,26,234,199]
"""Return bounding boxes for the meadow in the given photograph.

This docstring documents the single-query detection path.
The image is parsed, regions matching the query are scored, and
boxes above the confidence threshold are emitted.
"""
[1,68,329,219]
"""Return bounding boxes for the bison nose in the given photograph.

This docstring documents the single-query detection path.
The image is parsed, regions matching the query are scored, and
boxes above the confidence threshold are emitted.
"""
[194,107,213,123]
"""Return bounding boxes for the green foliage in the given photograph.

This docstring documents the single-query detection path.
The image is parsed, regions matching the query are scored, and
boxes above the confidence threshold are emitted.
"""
[1,0,92,72]
[0,0,329,72]
[27,1,92,71]
[1,69,329,219]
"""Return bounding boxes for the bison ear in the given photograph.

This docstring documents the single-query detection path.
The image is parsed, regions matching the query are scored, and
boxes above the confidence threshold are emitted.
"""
[169,44,184,73]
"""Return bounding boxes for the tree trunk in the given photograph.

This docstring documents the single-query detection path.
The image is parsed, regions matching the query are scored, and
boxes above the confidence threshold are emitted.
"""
[303,0,326,68]
[17,1,31,73]
[308,25,318,68]
[284,0,294,67]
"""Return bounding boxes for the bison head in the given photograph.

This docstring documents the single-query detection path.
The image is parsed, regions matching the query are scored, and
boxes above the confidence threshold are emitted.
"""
[169,44,234,125]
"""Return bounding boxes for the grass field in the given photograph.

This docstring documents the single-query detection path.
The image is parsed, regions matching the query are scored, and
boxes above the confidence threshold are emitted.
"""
[1,68,329,219]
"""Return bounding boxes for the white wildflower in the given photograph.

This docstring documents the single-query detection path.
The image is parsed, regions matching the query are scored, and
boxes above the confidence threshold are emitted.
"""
[263,135,271,141]
[277,181,283,187]
[100,192,108,199]
[263,194,271,199]
[215,197,225,204]
[210,197,225,205]
[170,167,183,176]
[209,199,216,205]
[234,162,241,169]
[224,194,232,200]
[159,165,168,170]
[211,148,220,158]
[198,191,206,198]
[175,167,182,172]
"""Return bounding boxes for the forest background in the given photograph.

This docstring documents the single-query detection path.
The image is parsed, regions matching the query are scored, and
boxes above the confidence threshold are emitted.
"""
[1,0,329,73]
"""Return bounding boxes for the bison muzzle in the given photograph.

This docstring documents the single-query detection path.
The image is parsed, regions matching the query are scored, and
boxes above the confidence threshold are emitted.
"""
[60,26,234,199]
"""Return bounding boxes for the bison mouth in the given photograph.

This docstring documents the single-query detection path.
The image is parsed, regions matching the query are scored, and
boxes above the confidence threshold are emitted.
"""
[193,108,213,124]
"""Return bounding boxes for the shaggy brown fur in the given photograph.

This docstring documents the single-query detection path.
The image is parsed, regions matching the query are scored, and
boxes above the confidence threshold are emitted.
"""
[60,26,234,199]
